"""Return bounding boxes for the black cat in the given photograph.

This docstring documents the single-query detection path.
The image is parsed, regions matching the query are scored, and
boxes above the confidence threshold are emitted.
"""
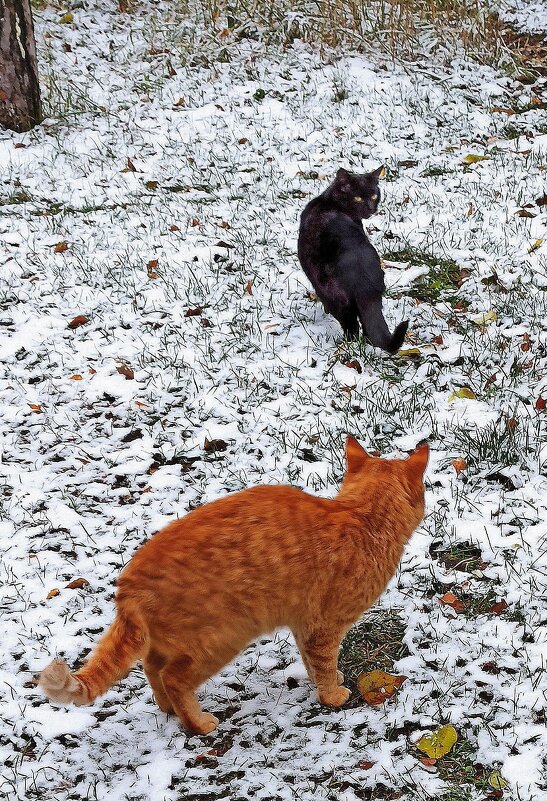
[297,166,408,353]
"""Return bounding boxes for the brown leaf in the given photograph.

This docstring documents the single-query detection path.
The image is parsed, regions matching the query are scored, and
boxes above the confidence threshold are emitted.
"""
[174,97,186,107]
[0,89,9,102]
[190,218,200,227]
[357,760,376,770]
[238,137,249,145]
[536,194,547,206]
[122,157,137,173]
[520,333,531,352]
[46,588,60,599]
[490,107,516,115]
[439,592,465,612]
[452,458,467,476]
[68,314,89,329]
[419,757,437,767]
[535,396,546,411]
[185,307,203,317]
[54,241,69,253]
[169,224,180,231]
[65,577,90,589]
[204,438,228,453]
[356,669,407,705]
[117,364,134,380]
[70,374,83,381]
[345,359,362,373]
[433,334,443,345]
[244,279,254,295]
[29,403,42,413]
[488,599,508,615]
[14,142,27,149]
[215,239,234,249]
[516,209,536,218]
[145,180,158,190]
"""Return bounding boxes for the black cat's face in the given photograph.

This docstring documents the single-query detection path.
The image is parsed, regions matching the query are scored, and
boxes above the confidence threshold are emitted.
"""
[331,166,383,218]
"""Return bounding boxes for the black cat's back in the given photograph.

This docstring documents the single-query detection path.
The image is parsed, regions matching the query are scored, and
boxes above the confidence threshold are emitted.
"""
[297,167,408,353]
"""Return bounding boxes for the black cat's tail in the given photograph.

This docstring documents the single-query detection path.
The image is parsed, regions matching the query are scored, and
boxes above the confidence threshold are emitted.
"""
[356,294,408,354]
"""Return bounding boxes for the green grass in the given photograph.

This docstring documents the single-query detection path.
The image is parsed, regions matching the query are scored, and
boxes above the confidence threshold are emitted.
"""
[383,246,464,304]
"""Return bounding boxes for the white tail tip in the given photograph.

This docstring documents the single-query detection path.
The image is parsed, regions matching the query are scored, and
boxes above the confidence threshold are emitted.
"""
[39,659,85,704]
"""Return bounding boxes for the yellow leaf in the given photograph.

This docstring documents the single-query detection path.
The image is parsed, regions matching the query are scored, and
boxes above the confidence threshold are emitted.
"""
[59,12,74,23]
[528,239,543,254]
[462,154,490,164]
[417,725,458,759]
[472,311,497,325]
[357,669,407,705]
[70,374,83,380]
[398,348,422,358]
[449,387,476,401]
[488,770,508,789]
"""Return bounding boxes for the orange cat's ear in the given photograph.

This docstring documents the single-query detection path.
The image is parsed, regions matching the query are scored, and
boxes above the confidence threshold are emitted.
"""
[406,443,429,478]
[345,435,369,472]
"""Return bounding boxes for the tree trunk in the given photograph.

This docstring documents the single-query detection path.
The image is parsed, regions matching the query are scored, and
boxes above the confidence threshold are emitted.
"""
[0,0,41,132]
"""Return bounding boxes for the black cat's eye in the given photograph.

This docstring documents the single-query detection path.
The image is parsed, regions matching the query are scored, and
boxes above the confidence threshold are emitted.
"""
[371,194,378,201]
[353,196,363,202]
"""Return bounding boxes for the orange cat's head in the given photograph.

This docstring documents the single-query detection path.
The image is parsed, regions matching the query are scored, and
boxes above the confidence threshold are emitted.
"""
[339,435,428,528]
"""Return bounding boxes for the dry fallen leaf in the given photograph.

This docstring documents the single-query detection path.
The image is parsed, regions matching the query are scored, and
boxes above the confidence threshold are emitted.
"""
[356,669,407,705]
[472,311,497,326]
[439,592,465,613]
[488,769,509,790]
[46,588,60,599]
[416,724,458,759]
[65,577,90,590]
[449,387,477,401]
[244,280,254,295]
[487,599,508,616]
[117,364,134,380]
[528,239,543,254]
[185,307,203,317]
[535,397,546,411]
[452,458,467,476]
[70,374,83,381]
[345,359,362,373]
[398,348,422,358]
[28,404,42,413]
[68,315,89,329]
[357,760,376,770]
[204,438,228,453]
[462,154,490,164]
[54,241,69,253]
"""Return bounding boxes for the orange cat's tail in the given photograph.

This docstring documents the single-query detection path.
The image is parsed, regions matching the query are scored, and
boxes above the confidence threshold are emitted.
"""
[38,610,148,706]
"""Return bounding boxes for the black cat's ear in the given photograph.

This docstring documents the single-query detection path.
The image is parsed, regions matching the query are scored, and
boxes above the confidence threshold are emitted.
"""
[369,165,386,180]
[336,167,352,192]
[345,435,369,472]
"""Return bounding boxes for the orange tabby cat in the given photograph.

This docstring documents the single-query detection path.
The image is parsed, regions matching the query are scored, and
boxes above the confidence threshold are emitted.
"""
[39,436,428,734]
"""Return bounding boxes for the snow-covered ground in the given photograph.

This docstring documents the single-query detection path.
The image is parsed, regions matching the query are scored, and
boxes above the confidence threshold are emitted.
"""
[1,3,547,800]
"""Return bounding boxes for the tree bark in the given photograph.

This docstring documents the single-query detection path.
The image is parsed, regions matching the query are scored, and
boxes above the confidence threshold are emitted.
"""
[0,0,41,132]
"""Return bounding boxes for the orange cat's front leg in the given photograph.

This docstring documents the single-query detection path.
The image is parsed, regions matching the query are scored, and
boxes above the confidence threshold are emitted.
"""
[298,629,350,707]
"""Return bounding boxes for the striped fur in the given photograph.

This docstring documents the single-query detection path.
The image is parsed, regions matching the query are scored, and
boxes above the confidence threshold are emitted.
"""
[39,437,427,734]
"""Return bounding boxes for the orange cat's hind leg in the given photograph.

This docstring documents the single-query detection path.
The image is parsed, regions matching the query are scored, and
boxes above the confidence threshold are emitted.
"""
[142,651,173,714]
[298,629,350,707]
[160,656,219,735]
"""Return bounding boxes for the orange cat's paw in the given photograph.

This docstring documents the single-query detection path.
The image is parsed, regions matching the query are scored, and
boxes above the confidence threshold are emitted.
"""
[188,712,219,735]
[319,686,351,707]
[336,670,344,685]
